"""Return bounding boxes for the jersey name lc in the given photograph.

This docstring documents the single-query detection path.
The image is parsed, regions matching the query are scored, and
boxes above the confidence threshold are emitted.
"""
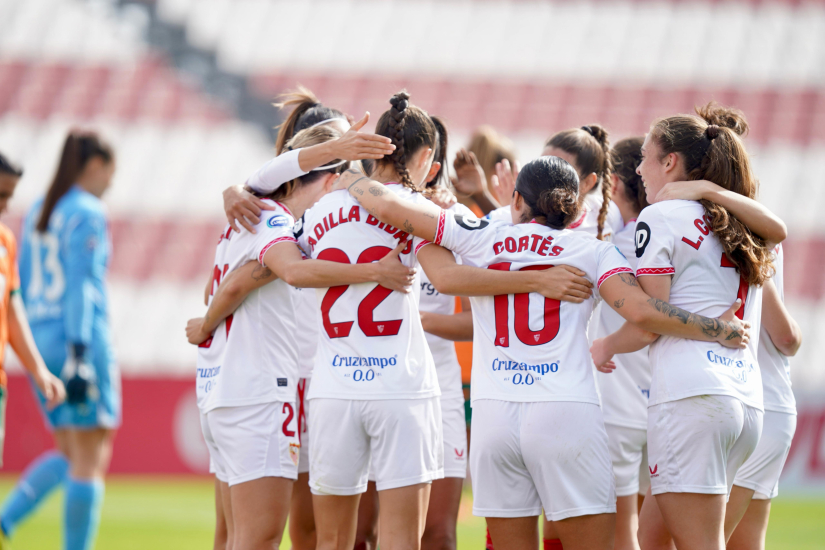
[635,200,763,410]
[433,210,633,405]
[296,185,439,401]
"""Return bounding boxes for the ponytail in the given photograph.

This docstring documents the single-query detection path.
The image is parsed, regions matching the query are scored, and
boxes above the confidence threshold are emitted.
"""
[375,91,438,192]
[610,137,647,215]
[425,115,449,189]
[650,102,771,285]
[273,86,345,155]
[37,131,112,232]
[515,156,580,229]
[545,125,612,239]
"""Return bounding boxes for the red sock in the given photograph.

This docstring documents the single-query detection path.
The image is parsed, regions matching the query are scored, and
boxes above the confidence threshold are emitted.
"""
[543,538,563,550]
[486,527,495,550]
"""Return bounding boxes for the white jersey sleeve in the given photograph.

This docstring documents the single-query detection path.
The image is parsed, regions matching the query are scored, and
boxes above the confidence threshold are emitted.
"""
[758,245,796,414]
[635,201,763,410]
[251,203,299,264]
[246,149,307,194]
[484,205,513,224]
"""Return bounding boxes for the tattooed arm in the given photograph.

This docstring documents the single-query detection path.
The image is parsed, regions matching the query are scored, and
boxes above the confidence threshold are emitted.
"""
[335,168,443,242]
[594,272,749,368]
[187,260,279,344]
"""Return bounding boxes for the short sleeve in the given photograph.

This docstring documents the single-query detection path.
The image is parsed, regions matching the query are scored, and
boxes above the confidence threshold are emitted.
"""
[6,231,19,291]
[595,242,634,288]
[251,210,297,265]
[634,206,676,277]
[433,209,497,266]
[246,150,307,194]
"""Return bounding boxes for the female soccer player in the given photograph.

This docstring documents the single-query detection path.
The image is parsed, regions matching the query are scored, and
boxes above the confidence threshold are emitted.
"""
[592,137,650,550]
[1,132,118,550]
[590,103,787,550]
[335,152,750,550]
[649,179,801,549]
[186,123,416,550]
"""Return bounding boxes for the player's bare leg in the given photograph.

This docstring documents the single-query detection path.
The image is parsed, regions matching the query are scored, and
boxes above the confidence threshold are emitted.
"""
[377,482,431,550]
[219,481,234,550]
[723,485,755,543]
[486,516,540,550]
[640,492,725,550]
[313,494,361,550]
[289,473,316,550]
[354,481,379,549]
[726,497,770,550]
[421,477,462,550]
[68,428,114,480]
[553,512,615,550]
[213,478,228,550]
[229,477,292,550]
[542,517,561,548]
[615,495,642,550]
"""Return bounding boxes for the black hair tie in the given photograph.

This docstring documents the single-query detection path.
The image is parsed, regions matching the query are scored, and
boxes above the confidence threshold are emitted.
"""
[706,125,720,140]
[581,125,594,136]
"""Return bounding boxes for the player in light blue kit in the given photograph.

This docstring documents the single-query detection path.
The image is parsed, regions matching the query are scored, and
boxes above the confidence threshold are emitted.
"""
[0,131,119,550]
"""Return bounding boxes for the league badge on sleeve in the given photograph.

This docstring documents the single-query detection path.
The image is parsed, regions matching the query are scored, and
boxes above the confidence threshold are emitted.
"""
[455,213,489,231]
[635,222,651,258]
[267,215,290,228]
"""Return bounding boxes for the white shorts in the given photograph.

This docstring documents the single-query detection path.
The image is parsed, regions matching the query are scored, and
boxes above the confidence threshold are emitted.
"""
[733,410,796,500]
[470,400,616,521]
[309,397,443,495]
[442,395,468,479]
[297,378,311,475]
[200,401,301,486]
[605,424,649,497]
[647,395,763,496]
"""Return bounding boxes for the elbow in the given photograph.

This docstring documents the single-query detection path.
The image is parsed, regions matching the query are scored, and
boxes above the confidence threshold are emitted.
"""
[768,220,788,245]
[626,310,661,342]
[428,273,455,296]
[281,267,300,287]
[777,330,802,357]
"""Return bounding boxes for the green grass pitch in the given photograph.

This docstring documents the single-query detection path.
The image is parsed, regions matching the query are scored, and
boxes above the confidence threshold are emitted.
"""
[1,475,823,549]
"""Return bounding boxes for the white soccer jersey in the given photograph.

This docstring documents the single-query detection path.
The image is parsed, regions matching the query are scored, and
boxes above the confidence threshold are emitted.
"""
[567,192,624,241]
[595,220,651,430]
[759,244,796,414]
[485,205,513,224]
[419,202,474,401]
[432,210,633,404]
[292,284,319,380]
[295,184,439,401]
[635,200,763,410]
[196,200,300,412]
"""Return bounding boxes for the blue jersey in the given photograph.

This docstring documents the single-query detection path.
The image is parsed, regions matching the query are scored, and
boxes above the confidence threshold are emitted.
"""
[19,186,112,365]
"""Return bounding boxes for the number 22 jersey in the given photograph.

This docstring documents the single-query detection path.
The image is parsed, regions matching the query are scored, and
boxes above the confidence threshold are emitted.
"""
[432,211,633,405]
[295,185,438,401]
[635,200,763,410]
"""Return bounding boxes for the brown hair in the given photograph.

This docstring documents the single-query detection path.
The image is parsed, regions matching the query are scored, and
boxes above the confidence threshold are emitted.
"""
[374,91,438,191]
[38,131,113,232]
[268,125,350,201]
[425,115,449,189]
[515,156,580,229]
[650,101,771,285]
[610,136,648,216]
[273,86,345,155]
[467,125,517,193]
[545,125,612,240]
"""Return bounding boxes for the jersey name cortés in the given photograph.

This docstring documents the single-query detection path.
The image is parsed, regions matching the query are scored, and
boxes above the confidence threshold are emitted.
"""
[196,201,299,412]
[296,184,438,400]
[433,210,633,404]
[759,244,795,413]
[595,221,651,429]
[635,200,763,410]
[419,203,474,400]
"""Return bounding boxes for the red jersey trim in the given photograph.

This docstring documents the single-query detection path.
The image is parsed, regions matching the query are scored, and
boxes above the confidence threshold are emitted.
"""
[597,267,634,288]
[415,240,432,255]
[434,210,446,245]
[567,204,588,229]
[274,200,293,218]
[636,267,675,276]
[259,236,297,265]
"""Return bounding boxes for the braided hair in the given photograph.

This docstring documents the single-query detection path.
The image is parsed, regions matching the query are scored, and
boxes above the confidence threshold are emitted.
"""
[375,92,438,192]
[544,125,613,240]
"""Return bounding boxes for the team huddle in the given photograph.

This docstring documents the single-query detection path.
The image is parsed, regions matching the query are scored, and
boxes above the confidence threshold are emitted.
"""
[185,88,799,550]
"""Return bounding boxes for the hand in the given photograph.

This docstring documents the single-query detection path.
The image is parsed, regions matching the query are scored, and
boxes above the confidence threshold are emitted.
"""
[653,180,720,203]
[716,299,751,349]
[590,338,616,373]
[186,317,212,345]
[372,240,416,293]
[529,265,594,303]
[223,184,275,234]
[33,368,66,410]
[451,149,487,197]
[427,184,457,209]
[330,112,396,161]
[491,159,518,204]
